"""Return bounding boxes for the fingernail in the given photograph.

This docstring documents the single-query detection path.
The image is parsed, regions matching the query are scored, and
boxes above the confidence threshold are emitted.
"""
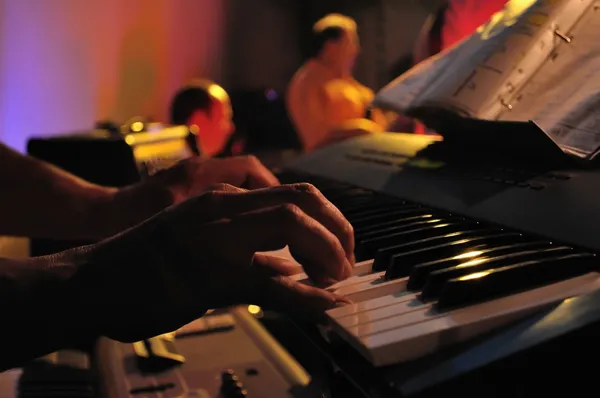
[335,297,353,306]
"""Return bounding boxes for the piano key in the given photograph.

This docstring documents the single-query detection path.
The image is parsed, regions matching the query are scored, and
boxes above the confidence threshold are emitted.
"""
[343,298,435,337]
[359,221,456,260]
[354,213,437,238]
[343,273,600,366]
[337,196,396,214]
[328,286,415,319]
[385,231,527,277]
[289,259,375,285]
[343,200,412,218]
[436,252,598,311]
[373,229,504,272]
[359,220,484,260]
[332,275,408,303]
[350,207,428,230]
[334,293,425,329]
[357,216,459,240]
[323,188,373,202]
[420,246,574,300]
[406,240,554,290]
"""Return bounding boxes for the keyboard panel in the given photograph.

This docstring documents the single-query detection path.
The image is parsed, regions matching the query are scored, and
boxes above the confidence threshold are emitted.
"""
[278,170,600,367]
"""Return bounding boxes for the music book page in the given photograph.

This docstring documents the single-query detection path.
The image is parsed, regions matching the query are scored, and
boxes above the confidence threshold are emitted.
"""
[497,0,600,158]
[373,0,598,157]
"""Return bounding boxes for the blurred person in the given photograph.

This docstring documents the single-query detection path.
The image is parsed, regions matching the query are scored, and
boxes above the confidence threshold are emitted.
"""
[287,14,391,152]
[170,79,242,157]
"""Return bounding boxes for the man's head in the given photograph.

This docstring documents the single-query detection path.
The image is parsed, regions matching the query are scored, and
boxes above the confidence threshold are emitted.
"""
[169,80,234,157]
[309,14,360,72]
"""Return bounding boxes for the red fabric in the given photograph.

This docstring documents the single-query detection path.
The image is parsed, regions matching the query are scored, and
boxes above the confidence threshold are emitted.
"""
[441,0,508,49]
[413,0,507,135]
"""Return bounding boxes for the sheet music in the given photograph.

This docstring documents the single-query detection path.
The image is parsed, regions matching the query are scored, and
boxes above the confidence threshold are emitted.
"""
[374,0,594,129]
[498,1,600,158]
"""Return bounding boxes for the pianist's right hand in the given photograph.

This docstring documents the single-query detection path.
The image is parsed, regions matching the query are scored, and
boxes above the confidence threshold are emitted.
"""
[0,183,353,370]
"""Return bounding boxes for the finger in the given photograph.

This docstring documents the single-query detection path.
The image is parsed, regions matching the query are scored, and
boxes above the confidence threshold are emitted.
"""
[190,184,355,264]
[249,272,351,323]
[205,183,247,194]
[208,204,351,284]
[238,155,280,188]
[252,253,303,277]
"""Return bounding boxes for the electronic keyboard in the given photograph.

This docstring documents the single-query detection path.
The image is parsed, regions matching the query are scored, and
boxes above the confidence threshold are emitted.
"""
[271,129,600,396]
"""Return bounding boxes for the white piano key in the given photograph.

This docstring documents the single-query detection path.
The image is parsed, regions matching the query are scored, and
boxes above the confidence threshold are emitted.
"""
[333,293,423,329]
[334,275,407,303]
[326,271,383,291]
[289,260,375,285]
[354,273,600,366]
[350,305,435,337]
[327,285,412,319]
[352,259,375,275]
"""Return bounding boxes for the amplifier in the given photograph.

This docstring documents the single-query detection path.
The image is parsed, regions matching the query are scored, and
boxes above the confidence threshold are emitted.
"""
[26,125,193,256]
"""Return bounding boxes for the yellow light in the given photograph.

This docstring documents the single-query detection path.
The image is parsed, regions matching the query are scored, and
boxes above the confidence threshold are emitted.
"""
[248,305,262,315]
[454,250,484,260]
[459,270,491,281]
[457,258,488,268]
[477,0,537,40]
[207,84,230,103]
[131,121,144,132]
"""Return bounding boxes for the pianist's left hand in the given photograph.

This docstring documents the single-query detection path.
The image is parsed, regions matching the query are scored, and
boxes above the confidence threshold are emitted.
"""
[104,155,281,237]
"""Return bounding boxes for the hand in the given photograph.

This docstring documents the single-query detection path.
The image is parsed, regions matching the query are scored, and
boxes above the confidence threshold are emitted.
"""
[75,183,354,342]
[150,155,280,204]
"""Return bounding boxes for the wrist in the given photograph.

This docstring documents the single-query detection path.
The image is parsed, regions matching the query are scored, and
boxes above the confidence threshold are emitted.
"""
[93,181,174,238]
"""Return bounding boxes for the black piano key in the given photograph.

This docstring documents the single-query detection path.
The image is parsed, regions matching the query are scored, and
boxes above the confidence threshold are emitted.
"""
[323,188,372,202]
[407,241,555,290]
[346,203,418,222]
[357,216,459,241]
[357,219,456,261]
[355,214,438,238]
[421,246,573,300]
[350,207,429,230]
[382,231,525,275]
[436,252,598,311]
[358,220,484,260]
[337,196,395,214]
[373,229,502,272]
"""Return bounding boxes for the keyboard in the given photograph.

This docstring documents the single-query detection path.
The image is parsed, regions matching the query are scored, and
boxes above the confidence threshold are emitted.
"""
[6,307,314,398]
[276,131,600,371]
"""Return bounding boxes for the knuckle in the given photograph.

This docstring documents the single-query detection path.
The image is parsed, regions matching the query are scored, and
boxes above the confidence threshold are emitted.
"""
[244,154,260,166]
[286,183,323,203]
[198,190,226,208]
[207,183,236,192]
[290,182,321,196]
[277,203,304,223]
[343,220,355,240]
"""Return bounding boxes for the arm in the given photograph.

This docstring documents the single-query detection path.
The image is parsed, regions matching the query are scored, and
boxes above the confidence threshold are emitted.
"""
[0,143,172,239]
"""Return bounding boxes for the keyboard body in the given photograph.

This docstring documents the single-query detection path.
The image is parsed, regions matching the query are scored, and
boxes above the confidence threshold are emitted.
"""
[270,131,600,397]
[7,307,314,398]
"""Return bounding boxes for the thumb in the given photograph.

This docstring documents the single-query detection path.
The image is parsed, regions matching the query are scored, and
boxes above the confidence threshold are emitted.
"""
[249,258,351,323]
